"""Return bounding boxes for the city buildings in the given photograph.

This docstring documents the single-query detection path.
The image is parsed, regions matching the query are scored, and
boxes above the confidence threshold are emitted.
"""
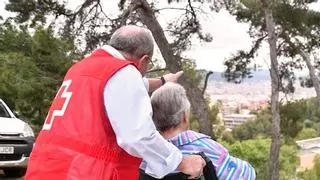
[223,114,256,129]
[206,79,315,130]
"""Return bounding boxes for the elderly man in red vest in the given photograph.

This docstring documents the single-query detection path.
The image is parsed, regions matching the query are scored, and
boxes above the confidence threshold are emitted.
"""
[25,25,205,180]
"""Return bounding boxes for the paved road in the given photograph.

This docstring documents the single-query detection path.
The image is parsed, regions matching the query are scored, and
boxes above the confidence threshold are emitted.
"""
[0,170,22,180]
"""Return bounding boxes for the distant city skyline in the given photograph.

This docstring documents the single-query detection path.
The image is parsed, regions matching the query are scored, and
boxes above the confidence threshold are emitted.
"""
[206,78,316,105]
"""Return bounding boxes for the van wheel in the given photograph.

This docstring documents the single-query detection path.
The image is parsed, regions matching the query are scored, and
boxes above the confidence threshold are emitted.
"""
[4,168,26,178]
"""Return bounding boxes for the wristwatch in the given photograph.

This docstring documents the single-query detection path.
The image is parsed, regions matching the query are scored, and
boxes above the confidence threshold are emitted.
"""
[160,76,166,85]
[196,152,211,163]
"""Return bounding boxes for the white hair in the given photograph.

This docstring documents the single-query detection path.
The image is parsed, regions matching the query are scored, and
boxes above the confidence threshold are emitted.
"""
[109,25,154,60]
[151,82,190,132]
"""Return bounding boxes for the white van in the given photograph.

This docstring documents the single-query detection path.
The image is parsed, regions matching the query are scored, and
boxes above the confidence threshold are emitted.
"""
[0,99,35,178]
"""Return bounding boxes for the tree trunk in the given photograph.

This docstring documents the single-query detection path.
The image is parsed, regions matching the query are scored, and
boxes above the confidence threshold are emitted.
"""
[261,0,281,179]
[301,52,320,104]
[134,0,213,137]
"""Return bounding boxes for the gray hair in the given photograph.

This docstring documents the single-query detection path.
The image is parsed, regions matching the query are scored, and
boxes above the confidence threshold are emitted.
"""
[151,82,191,132]
[109,25,154,60]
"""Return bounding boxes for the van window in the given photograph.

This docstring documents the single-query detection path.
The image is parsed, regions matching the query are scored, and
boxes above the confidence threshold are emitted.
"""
[0,103,11,118]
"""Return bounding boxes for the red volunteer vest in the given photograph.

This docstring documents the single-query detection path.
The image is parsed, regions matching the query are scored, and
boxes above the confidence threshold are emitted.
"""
[25,49,142,180]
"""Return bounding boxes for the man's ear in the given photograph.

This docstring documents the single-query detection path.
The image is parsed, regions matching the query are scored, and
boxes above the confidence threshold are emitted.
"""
[139,54,149,63]
[133,55,147,67]
[132,55,147,68]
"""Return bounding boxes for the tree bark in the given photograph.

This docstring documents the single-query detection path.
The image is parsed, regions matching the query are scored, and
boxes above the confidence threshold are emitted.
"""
[133,0,213,137]
[261,0,281,179]
[301,52,320,105]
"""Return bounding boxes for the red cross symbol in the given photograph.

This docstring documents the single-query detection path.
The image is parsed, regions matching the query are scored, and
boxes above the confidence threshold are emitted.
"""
[43,80,73,130]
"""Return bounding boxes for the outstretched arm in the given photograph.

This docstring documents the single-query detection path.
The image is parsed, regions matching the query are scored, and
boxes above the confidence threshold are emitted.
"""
[147,71,184,92]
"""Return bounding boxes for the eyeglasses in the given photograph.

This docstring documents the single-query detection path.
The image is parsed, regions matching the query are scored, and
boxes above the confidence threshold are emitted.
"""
[147,56,155,70]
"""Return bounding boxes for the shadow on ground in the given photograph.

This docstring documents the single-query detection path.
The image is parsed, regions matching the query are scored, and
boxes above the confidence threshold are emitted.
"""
[0,170,23,180]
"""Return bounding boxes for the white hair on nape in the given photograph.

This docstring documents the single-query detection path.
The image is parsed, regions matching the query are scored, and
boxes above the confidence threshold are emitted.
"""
[151,82,190,132]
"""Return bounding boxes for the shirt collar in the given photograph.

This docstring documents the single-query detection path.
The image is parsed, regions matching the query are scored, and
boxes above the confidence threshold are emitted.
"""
[99,45,149,90]
[100,45,126,60]
[168,130,210,147]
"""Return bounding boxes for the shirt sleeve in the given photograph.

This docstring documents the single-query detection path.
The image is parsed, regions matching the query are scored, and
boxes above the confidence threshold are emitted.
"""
[104,65,182,178]
[189,138,256,179]
[142,77,149,91]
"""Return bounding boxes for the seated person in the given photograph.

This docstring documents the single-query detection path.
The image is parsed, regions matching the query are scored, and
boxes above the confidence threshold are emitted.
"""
[140,82,256,180]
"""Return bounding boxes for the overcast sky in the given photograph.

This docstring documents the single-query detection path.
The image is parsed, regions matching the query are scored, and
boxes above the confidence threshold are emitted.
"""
[1,0,319,72]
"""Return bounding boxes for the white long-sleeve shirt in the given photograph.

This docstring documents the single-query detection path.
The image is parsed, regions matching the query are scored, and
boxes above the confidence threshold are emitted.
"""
[102,46,182,178]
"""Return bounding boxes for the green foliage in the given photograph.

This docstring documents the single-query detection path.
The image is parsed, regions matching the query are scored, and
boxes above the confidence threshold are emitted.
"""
[181,58,202,87]
[232,98,320,141]
[298,169,318,180]
[5,0,69,27]
[232,109,272,140]
[208,103,220,125]
[304,119,314,128]
[296,128,317,140]
[0,21,32,54]
[279,144,300,180]
[280,100,307,138]
[222,138,270,179]
[0,22,78,133]
[305,98,320,123]
[31,27,74,76]
[221,138,298,180]
[287,98,320,136]
[221,130,235,143]
[0,52,35,109]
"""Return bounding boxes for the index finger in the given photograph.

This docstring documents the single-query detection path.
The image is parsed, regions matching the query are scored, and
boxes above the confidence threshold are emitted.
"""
[175,71,183,77]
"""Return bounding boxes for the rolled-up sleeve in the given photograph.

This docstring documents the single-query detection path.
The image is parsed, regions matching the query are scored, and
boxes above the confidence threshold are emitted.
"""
[104,65,182,178]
